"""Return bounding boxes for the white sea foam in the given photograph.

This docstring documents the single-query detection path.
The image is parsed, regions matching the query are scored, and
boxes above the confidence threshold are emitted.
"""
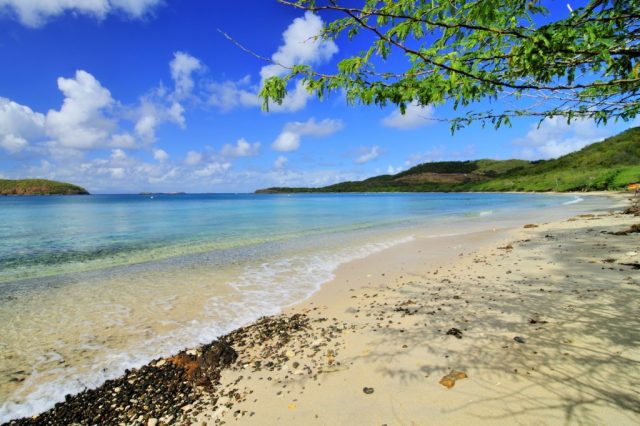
[0,235,413,423]
[563,196,584,205]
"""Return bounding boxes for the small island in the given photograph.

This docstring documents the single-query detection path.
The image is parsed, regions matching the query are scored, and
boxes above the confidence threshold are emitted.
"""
[0,179,89,196]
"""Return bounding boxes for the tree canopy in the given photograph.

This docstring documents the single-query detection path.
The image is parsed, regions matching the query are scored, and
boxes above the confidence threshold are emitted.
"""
[259,0,640,131]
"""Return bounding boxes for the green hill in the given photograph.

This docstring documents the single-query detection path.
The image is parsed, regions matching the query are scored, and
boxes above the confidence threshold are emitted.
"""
[0,179,90,195]
[257,127,640,193]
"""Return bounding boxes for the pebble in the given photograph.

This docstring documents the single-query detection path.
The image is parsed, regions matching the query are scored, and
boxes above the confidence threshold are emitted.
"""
[514,336,526,344]
[363,387,374,395]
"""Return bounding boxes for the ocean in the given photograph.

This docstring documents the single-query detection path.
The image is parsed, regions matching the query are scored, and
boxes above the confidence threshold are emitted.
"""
[0,192,606,421]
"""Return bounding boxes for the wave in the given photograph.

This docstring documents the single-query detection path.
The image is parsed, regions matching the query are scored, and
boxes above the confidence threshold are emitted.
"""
[563,196,584,205]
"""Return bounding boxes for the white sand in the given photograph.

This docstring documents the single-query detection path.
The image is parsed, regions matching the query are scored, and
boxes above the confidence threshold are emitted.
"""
[188,194,640,426]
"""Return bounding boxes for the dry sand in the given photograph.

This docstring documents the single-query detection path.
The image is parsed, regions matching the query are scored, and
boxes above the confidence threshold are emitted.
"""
[186,194,640,426]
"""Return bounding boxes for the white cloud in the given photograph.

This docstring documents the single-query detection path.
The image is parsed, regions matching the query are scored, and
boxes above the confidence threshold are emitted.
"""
[382,102,435,130]
[194,161,231,177]
[206,76,260,112]
[274,155,288,169]
[0,0,162,27]
[0,97,45,153]
[111,148,127,161]
[45,70,120,150]
[283,117,343,137]
[272,131,300,152]
[184,150,202,165]
[135,97,185,143]
[153,148,169,162]
[355,146,380,164]
[271,117,343,152]
[260,11,338,82]
[221,138,260,158]
[170,52,203,100]
[514,117,606,159]
[207,12,337,114]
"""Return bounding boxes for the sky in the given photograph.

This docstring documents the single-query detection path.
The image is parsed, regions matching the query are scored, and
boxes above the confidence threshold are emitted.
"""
[0,0,633,193]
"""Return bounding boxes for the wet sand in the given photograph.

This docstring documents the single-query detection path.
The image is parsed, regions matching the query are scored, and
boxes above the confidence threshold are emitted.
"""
[7,193,640,425]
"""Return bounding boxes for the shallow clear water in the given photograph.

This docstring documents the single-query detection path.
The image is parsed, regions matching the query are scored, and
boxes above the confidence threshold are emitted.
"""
[0,192,603,421]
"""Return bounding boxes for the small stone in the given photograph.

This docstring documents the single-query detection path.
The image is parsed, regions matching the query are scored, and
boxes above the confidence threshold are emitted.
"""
[514,336,526,344]
[363,387,374,395]
[446,328,463,339]
[147,418,158,426]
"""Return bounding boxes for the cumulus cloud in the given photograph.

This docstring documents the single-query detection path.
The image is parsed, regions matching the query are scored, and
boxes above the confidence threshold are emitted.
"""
[514,117,607,159]
[153,148,169,162]
[272,118,343,152]
[207,12,337,113]
[0,0,162,27]
[221,138,260,158]
[273,155,288,169]
[0,97,45,153]
[355,146,380,164]
[260,11,338,82]
[170,52,203,100]
[382,102,435,130]
[45,70,120,150]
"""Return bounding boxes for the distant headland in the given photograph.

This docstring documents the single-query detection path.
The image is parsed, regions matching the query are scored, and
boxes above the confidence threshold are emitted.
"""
[0,179,89,195]
[257,127,640,194]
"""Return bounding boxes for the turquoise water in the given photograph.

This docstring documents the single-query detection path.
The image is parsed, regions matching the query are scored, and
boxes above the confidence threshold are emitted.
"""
[0,193,576,283]
[0,192,598,421]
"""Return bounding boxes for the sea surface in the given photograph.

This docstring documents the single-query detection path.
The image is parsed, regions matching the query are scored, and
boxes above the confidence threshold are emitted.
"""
[0,192,607,421]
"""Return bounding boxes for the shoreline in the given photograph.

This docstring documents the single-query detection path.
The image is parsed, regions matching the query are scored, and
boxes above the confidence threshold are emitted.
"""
[5,192,639,425]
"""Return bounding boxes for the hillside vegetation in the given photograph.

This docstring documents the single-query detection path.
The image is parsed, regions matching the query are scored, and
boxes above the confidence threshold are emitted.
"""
[257,127,640,193]
[0,179,89,195]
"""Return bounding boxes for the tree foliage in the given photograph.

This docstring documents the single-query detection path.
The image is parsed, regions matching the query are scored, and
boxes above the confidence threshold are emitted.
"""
[260,0,640,130]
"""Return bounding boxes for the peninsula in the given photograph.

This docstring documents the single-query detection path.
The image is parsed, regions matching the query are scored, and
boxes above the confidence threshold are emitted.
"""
[0,179,89,196]
[257,127,640,193]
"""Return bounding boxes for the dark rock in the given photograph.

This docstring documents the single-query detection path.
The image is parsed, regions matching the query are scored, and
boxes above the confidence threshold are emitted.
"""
[446,328,463,339]
[363,387,374,395]
[514,336,526,344]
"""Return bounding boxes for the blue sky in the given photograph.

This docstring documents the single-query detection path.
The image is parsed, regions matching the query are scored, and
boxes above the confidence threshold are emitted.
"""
[0,0,633,193]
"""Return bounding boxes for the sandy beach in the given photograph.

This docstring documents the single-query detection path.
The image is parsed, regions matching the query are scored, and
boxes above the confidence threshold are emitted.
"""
[7,193,639,426]
[188,194,639,426]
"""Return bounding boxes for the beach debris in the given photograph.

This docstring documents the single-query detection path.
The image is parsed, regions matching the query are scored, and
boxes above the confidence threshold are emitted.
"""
[611,224,640,235]
[523,224,539,228]
[514,336,526,344]
[619,262,640,270]
[439,370,468,389]
[498,243,513,250]
[446,328,464,339]
[363,387,375,394]
[528,315,547,325]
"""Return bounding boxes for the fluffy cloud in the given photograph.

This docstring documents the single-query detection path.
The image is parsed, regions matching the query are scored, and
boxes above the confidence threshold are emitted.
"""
[382,102,435,130]
[153,148,169,162]
[514,117,607,159]
[170,52,203,100]
[0,97,45,153]
[221,138,260,158]
[0,0,162,27]
[45,70,120,149]
[273,155,288,169]
[260,11,338,81]
[207,12,337,114]
[272,118,343,152]
[355,146,380,164]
